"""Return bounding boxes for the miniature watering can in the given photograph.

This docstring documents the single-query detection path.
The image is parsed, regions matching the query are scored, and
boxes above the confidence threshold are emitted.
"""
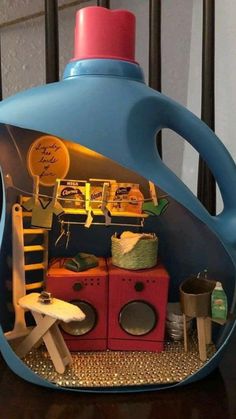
[0,6,235,392]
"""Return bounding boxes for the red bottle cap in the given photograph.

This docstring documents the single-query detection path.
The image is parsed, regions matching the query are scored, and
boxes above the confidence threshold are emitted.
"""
[73,6,136,62]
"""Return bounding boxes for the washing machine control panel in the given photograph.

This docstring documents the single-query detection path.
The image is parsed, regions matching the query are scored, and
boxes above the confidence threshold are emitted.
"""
[134,281,145,292]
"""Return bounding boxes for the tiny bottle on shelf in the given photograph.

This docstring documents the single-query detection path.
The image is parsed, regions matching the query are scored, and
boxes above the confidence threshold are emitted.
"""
[126,184,144,214]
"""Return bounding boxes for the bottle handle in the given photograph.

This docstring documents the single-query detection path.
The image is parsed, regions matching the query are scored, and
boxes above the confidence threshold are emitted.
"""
[162,97,236,213]
[128,94,236,246]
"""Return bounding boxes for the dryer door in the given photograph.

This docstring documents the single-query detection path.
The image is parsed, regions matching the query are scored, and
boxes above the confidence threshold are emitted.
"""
[61,300,97,336]
[119,300,158,336]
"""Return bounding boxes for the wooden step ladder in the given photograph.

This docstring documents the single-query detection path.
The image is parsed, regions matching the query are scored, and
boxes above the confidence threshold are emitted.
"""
[5,202,48,340]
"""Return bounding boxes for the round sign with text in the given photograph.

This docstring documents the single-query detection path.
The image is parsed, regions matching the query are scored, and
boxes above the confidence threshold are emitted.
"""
[27,135,70,186]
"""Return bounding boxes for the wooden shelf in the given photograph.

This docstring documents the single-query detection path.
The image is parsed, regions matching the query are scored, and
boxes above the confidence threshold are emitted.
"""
[62,208,148,218]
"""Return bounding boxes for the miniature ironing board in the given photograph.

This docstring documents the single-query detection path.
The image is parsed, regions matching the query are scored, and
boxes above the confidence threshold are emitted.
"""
[7,200,85,374]
[15,293,85,374]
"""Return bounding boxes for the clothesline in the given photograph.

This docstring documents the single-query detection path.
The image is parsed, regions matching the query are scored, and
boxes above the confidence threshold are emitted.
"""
[5,174,168,203]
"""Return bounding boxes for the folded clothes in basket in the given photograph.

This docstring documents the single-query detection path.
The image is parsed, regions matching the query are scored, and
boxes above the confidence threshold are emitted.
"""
[118,231,155,255]
[64,252,98,272]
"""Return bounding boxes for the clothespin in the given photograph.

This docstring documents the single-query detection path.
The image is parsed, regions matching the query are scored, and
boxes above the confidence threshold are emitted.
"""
[84,182,93,228]
[32,174,40,204]
[101,182,111,226]
[149,181,158,206]
[5,174,14,188]
[53,178,60,205]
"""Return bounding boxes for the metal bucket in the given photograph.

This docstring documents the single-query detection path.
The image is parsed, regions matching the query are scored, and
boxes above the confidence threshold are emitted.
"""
[179,276,216,317]
[166,302,192,341]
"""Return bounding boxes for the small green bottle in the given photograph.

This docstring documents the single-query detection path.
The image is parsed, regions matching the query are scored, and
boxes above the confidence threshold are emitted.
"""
[211,282,228,321]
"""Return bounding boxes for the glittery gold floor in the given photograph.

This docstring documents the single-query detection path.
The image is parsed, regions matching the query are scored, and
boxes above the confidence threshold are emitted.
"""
[23,336,216,388]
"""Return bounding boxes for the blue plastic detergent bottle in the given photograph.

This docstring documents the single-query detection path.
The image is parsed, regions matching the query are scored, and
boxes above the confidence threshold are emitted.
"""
[0,6,236,392]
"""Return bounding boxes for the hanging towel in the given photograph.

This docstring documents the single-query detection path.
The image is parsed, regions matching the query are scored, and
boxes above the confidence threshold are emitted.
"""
[22,196,64,230]
[142,198,169,216]
[64,252,98,272]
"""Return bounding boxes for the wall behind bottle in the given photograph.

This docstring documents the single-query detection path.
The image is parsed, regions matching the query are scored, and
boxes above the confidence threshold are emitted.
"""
[0,0,235,212]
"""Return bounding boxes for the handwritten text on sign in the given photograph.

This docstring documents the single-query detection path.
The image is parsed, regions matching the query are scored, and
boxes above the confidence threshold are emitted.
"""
[27,135,70,186]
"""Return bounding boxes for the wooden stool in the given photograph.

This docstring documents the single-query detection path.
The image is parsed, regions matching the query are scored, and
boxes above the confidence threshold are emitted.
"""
[15,293,85,373]
[183,314,212,361]
[180,276,216,362]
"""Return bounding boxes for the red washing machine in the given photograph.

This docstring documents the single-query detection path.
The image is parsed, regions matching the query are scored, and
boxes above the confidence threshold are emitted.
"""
[46,257,108,351]
[107,260,170,352]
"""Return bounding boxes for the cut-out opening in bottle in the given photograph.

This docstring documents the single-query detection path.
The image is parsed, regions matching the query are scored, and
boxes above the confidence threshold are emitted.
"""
[0,124,234,391]
[158,128,224,215]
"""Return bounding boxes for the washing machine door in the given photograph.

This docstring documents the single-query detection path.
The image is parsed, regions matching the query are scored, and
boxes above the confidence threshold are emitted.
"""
[119,300,157,336]
[61,300,97,336]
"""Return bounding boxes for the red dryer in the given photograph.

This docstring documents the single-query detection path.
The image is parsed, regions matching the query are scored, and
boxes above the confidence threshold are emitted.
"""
[46,257,108,351]
[107,260,170,352]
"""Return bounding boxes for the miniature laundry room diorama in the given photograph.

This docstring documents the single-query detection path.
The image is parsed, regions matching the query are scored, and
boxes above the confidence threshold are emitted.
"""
[0,6,235,393]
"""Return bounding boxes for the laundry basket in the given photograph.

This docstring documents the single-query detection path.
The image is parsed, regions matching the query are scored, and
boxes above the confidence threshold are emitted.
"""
[111,233,158,270]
